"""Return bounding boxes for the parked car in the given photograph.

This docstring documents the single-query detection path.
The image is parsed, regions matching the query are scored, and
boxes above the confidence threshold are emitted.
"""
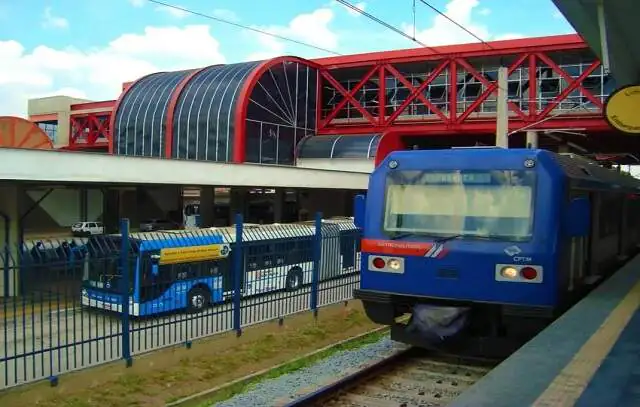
[139,219,179,232]
[71,221,104,237]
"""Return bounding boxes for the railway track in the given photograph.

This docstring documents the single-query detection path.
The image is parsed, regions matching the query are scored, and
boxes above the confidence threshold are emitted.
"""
[285,347,497,407]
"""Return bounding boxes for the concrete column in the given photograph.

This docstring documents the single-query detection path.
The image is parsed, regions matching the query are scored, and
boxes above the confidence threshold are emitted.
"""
[119,189,138,228]
[495,66,509,148]
[79,187,88,221]
[273,189,285,223]
[0,185,21,297]
[102,189,120,234]
[229,187,248,224]
[525,130,539,149]
[199,187,216,227]
[55,111,71,148]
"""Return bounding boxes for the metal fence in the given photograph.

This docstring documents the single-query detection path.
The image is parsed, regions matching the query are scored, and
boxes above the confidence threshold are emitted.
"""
[0,213,361,389]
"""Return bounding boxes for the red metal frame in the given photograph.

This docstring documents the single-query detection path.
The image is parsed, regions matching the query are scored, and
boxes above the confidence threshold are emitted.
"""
[68,113,111,150]
[315,36,607,137]
[61,35,612,158]
[70,100,115,111]
[233,56,321,163]
[314,34,585,68]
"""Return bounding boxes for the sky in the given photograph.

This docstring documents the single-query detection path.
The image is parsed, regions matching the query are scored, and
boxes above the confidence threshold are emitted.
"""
[0,0,575,117]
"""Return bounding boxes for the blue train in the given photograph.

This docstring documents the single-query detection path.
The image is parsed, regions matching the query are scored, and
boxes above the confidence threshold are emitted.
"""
[353,148,640,347]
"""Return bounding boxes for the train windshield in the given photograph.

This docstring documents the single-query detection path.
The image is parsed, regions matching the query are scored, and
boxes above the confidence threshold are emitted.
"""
[383,170,536,241]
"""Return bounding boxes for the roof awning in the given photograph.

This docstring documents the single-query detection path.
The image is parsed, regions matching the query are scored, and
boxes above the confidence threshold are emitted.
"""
[553,0,640,86]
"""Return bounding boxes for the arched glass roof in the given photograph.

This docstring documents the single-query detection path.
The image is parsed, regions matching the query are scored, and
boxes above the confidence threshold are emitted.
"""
[296,134,380,159]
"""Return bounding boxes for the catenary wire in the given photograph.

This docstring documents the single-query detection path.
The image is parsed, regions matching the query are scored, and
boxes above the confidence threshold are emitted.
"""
[416,0,494,49]
[334,0,514,92]
[147,0,342,55]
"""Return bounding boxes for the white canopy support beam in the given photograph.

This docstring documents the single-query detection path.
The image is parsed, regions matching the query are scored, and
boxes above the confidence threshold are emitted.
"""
[597,0,611,74]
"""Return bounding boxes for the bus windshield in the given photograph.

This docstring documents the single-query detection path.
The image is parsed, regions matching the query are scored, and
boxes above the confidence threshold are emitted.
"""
[82,236,139,292]
[383,169,536,241]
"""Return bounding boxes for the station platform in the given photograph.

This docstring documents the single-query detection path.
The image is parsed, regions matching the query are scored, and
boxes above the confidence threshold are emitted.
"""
[451,253,640,407]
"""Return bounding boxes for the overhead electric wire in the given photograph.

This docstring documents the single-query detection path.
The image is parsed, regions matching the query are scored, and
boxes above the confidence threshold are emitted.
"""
[333,0,441,54]
[147,0,342,55]
[416,0,494,49]
[334,0,523,94]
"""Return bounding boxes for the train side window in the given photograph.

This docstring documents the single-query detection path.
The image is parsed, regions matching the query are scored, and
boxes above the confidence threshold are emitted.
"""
[598,194,623,238]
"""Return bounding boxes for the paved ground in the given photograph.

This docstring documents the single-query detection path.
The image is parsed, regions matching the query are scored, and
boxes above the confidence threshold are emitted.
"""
[0,274,360,389]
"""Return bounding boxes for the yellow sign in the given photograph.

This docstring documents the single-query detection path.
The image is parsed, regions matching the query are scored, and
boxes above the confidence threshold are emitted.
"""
[159,244,230,265]
[604,84,640,134]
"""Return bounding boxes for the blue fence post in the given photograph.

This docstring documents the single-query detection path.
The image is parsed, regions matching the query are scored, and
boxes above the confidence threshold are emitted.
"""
[120,218,133,367]
[233,213,243,337]
[310,212,323,319]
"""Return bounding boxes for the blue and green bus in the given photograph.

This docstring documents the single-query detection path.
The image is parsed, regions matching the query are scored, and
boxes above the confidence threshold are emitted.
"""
[81,219,360,316]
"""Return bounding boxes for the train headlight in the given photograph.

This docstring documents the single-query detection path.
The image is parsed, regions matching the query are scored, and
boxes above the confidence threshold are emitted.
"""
[387,258,401,270]
[500,266,518,279]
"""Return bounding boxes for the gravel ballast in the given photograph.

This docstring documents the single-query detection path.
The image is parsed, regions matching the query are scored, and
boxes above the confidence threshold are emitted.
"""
[213,336,404,407]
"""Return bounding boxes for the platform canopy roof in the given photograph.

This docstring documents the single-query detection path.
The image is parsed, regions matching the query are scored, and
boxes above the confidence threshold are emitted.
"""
[553,0,640,86]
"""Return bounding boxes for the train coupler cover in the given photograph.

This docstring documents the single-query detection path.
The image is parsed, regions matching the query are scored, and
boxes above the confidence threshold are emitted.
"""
[406,304,470,344]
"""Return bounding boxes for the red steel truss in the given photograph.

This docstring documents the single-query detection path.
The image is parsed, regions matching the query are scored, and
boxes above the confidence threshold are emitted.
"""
[57,36,612,153]
[68,113,111,150]
[316,51,609,136]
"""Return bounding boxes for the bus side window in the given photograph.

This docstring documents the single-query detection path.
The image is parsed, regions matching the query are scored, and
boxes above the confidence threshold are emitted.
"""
[247,245,259,270]
[274,241,288,265]
[297,239,311,259]
[263,243,274,267]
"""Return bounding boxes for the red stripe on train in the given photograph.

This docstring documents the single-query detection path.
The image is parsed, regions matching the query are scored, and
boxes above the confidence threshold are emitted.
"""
[361,239,434,256]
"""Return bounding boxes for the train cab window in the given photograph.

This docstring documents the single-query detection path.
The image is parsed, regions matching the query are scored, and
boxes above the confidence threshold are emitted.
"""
[383,169,536,241]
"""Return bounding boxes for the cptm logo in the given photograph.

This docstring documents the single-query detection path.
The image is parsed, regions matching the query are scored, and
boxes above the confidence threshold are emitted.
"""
[504,245,532,263]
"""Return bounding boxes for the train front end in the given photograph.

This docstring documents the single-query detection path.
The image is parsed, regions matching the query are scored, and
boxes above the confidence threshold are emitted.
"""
[354,148,568,345]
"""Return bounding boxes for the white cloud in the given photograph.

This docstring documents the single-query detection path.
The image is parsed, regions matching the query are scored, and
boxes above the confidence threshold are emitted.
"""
[0,25,225,117]
[402,0,522,46]
[246,8,338,61]
[42,7,69,29]
[155,4,189,18]
[2,1,530,118]
[212,8,240,22]
[493,33,525,41]
[478,7,491,16]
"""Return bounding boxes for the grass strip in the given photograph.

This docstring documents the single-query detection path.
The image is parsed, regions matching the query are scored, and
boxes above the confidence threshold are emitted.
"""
[169,326,391,407]
[0,301,383,407]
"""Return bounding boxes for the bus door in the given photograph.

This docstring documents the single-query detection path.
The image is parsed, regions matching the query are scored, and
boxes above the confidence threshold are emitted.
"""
[339,227,359,270]
[319,223,342,280]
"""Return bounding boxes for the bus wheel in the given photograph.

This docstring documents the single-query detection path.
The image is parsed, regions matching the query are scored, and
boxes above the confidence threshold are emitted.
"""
[187,286,210,314]
[285,267,303,291]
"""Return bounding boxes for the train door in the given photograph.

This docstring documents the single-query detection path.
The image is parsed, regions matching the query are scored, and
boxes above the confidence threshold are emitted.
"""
[617,193,639,258]
[567,189,592,290]
[318,223,342,281]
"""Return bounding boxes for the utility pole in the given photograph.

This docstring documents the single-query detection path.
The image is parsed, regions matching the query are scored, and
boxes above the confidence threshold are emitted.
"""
[526,130,539,149]
[495,66,509,148]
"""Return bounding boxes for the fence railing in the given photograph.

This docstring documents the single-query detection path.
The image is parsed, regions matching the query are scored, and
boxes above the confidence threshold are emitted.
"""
[0,213,362,389]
